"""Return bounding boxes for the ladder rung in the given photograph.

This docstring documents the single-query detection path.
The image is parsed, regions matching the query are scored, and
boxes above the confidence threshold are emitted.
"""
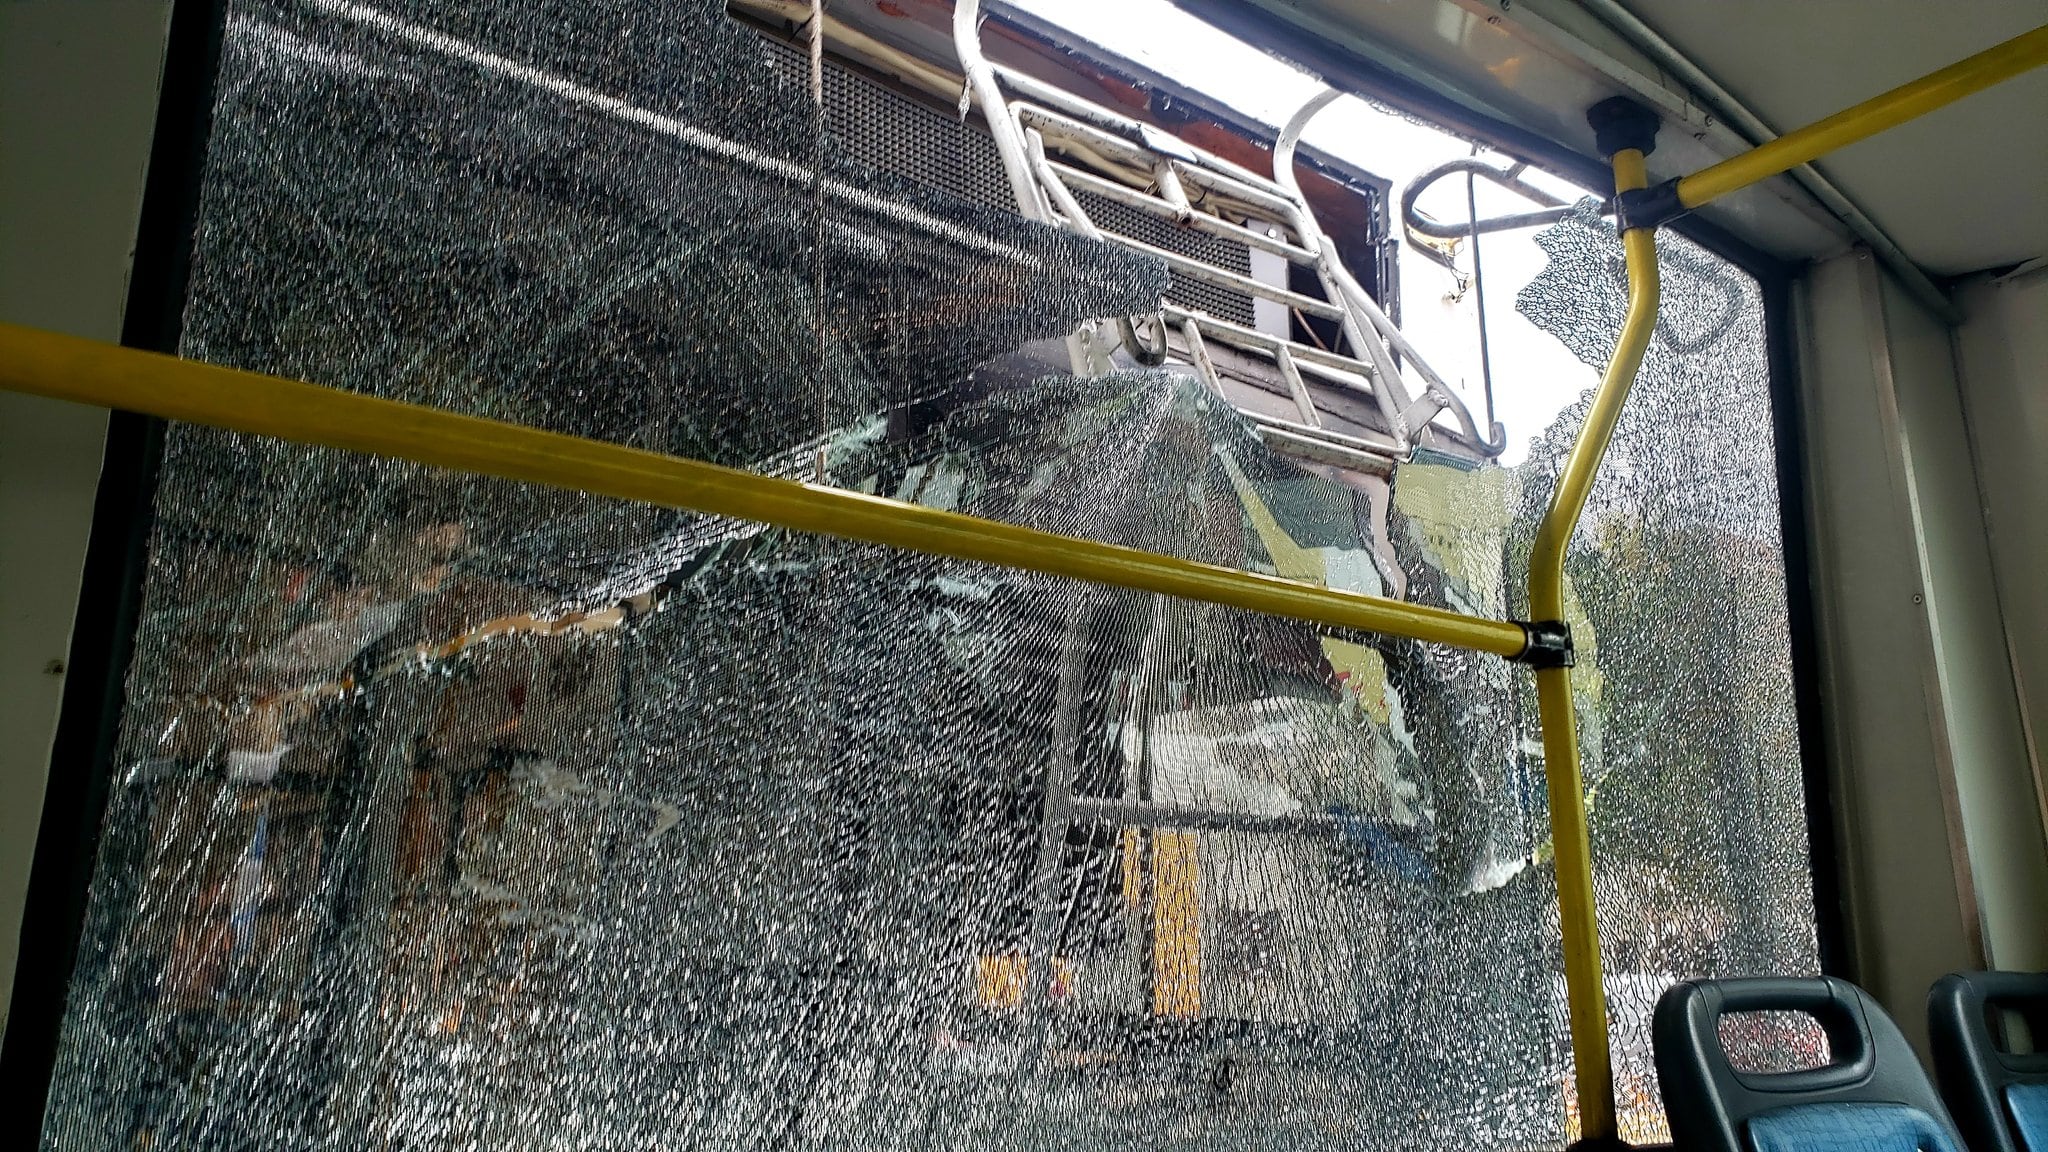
[1252,423,1400,473]
[1018,104,1302,220]
[1109,235,1344,320]
[1161,305,1376,383]
[1241,409,1400,458]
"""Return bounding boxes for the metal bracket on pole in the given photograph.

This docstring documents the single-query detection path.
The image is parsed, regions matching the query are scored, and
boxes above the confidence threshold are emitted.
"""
[1511,619,1575,668]
[1614,179,1687,232]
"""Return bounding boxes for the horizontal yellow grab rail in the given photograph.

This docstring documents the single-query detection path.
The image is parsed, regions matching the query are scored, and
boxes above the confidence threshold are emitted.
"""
[0,322,1531,659]
[1677,23,2048,210]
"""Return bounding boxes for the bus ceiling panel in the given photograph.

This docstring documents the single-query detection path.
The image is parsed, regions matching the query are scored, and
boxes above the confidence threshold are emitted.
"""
[1163,0,1852,261]
[1168,0,2048,290]
[1612,0,2048,278]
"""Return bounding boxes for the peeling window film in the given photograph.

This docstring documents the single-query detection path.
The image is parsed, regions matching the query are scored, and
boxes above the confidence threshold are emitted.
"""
[37,2,1815,1149]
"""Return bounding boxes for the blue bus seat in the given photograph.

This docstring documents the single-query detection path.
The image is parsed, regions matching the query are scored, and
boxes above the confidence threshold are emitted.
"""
[1928,971,2048,1152]
[1654,976,1964,1152]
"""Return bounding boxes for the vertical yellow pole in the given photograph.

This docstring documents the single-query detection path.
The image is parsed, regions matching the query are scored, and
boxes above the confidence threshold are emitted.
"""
[1528,148,1660,1144]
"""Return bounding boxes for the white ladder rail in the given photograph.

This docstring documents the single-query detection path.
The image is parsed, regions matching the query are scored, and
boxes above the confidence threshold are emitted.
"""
[954,0,1506,464]
[1017,99,1413,452]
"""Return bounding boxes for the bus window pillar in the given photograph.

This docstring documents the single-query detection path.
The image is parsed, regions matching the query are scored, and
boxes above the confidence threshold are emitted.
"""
[1794,247,2048,1056]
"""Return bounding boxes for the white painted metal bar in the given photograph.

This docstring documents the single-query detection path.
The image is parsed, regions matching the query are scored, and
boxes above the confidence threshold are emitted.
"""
[1151,158,1195,214]
[954,0,1052,222]
[1274,344,1322,427]
[1178,317,1228,398]
[1025,128,1107,241]
[1238,408,1402,457]
[1254,424,1401,473]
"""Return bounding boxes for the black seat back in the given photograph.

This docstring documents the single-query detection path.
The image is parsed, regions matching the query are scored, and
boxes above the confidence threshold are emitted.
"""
[1654,976,1964,1151]
[1929,971,2048,1152]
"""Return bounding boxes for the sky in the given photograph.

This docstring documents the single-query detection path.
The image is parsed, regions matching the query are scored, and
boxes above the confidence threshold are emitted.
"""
[1008,0,1603,466]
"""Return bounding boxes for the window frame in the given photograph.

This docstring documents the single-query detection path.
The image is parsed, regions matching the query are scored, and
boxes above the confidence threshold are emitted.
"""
[0,0,1846,1144]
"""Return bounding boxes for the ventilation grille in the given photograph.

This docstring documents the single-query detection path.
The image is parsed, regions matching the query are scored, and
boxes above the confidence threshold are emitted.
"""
[758,31,1257,327]
[1073,192,1255,326]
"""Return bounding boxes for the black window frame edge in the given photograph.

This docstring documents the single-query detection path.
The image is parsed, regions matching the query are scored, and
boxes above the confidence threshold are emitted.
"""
[1163,1,1847,970]
[0,0,230,1140]
[0,0,1845,1142]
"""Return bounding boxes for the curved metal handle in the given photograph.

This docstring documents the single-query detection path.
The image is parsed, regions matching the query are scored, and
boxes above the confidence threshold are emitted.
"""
[1276,93,1508,459]
[1117,314,1170,366]
[1400,156,1581,244]
[1685,977,1876,1093]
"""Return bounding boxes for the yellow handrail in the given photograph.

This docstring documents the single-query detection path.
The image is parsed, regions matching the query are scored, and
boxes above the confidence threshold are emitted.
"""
[1527,147,1660,1144]
[1544,27,2048,1138]
[0,322,1530,658]
[1540,26,2039,1131]
[1677,24,2048,210]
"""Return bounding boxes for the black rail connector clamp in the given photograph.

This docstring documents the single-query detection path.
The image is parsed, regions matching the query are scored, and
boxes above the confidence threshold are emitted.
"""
[1513,619,1575,668]
[1616,179,1689,231]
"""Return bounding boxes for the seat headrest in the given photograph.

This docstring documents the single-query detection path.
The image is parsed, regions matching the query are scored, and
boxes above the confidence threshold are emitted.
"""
[1654,976,1963,1152]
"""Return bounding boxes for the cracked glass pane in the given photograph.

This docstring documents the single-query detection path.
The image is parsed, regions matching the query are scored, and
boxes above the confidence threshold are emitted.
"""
[1514,205,1818,1141]
[35,2,1814,1148]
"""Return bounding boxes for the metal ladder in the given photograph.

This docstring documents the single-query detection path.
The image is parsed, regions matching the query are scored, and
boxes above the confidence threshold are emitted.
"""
[954,2,1506,469]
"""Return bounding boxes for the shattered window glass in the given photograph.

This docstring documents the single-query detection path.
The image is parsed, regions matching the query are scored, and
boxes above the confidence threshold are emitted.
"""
[35,1,1814,1148]
[1514,205,1818,1140]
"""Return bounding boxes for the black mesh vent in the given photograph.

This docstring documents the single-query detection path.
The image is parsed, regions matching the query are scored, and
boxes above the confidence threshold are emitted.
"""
[759,30,1257,326]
